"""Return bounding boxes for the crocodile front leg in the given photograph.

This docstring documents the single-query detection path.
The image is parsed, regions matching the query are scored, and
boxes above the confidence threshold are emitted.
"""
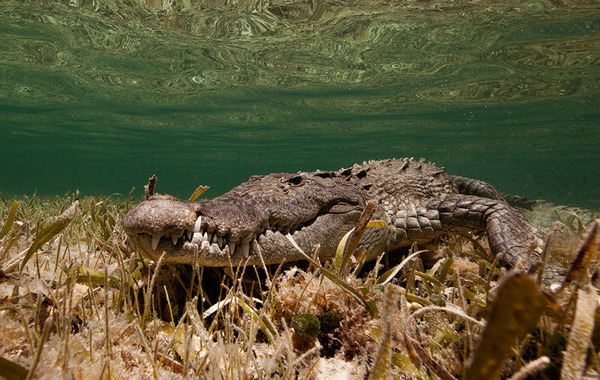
[391,195,540,270]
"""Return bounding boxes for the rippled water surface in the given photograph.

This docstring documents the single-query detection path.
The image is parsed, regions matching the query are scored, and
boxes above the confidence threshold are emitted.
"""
[1,0,599,207]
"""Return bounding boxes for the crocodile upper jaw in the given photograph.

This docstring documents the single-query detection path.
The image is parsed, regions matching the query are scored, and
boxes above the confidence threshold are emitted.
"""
[123,193,371,266]
[125,208,370,266]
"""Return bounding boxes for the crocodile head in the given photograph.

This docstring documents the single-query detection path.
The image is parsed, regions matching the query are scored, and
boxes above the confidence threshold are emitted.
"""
[123,171,392,266]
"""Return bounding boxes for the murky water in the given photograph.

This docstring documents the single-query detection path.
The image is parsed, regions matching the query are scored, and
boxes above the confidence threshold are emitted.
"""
[0,0,599,208]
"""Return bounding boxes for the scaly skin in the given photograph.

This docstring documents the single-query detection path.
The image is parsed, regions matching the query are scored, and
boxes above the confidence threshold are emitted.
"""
[123,158,540,270]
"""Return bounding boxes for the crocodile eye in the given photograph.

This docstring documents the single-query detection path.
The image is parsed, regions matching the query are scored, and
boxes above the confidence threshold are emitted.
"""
[288,174,305,186]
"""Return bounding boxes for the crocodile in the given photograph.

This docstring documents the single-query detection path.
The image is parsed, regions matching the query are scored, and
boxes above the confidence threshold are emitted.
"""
[123,158,540,270]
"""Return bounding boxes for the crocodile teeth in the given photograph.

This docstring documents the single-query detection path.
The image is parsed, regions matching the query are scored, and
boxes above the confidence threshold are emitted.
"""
[217,235,223,247]
[152,235,161,250]
[194,216,202,233]
[228,241,236,254]
[203,232,208,241]
[241,242,250,258]
[171,236,178,245]
[186,230,193,240]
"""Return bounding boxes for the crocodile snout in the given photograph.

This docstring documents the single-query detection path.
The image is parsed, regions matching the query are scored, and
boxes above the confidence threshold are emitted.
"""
[123,194,197,245]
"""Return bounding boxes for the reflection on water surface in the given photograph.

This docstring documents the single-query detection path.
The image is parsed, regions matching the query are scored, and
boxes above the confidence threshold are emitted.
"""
[0,0,598,207]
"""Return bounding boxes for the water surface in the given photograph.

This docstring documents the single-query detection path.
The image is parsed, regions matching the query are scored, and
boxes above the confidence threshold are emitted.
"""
[1,0,599,208]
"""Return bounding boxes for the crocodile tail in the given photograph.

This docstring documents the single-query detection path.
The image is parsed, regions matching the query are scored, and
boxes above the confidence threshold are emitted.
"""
[452,176,505,201]
[424,195,540,270]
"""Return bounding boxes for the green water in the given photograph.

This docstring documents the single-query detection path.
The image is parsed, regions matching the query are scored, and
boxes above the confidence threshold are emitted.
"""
[1,0,599,208]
